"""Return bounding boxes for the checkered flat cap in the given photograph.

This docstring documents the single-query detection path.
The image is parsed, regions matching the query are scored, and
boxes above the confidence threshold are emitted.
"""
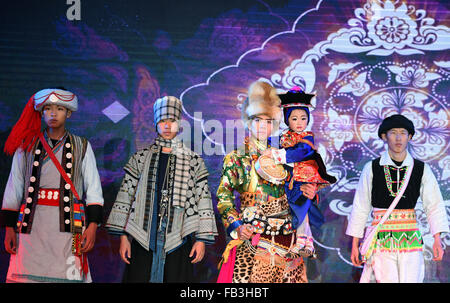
[153,96,182,125]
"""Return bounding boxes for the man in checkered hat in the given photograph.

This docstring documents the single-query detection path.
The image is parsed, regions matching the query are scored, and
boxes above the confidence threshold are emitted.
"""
[1,87,104,282]
[106,96,218,282]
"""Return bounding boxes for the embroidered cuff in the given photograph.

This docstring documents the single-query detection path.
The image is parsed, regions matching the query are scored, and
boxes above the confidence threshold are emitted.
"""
[86,204,103,225]
[1,210,19,228]
[221,206,240,228]
[226,220,243,237]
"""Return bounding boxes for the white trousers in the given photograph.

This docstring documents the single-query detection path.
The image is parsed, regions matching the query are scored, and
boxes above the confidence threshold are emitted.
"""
[360,250,424,283]
[297,214,312,237]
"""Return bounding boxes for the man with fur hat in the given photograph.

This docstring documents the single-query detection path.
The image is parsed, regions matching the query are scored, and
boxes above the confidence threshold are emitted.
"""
[216,81,318,283]
[2,88,104,282]
[346,114,449,282]
[105,96,218,283]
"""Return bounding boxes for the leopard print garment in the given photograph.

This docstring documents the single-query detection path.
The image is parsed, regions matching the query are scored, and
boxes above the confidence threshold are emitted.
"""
[240,192,289,217]
[250,255,307,283]
[232,239,308,283]
[232,241,255,283]
[232,193,307,283]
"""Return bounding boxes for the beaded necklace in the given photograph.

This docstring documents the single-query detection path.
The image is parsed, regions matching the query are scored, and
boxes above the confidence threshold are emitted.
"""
[383,165,409,197]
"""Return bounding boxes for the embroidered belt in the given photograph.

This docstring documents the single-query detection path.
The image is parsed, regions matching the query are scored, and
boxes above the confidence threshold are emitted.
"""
[371,208,417,228]
[37,188,60,206]
[371,208,422,253]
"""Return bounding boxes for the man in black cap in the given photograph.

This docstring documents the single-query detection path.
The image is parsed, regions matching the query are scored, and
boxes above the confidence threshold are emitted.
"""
[345,114,448,282]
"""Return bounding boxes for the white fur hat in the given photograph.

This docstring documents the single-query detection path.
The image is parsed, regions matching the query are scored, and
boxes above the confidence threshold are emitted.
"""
[241,81,281,124]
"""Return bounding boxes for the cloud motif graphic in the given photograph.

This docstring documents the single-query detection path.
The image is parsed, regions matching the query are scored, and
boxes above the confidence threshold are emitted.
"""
[176,0,450,271]
[178,0,326,154]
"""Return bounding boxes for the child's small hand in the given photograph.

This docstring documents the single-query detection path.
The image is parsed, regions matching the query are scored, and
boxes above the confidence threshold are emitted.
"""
[300,183,317,199]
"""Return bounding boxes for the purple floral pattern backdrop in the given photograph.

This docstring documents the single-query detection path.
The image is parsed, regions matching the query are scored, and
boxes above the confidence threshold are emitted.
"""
[0,0,448,282]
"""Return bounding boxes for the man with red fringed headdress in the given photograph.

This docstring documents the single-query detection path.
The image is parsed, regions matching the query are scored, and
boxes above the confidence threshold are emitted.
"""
[1,88,104,283]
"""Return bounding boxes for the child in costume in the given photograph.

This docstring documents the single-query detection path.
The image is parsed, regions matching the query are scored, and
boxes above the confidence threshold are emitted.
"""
[1,88,104,282]
[270,87,336,258]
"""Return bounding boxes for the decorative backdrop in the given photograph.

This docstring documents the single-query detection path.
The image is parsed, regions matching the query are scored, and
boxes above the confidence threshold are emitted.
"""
[0,0,448,283]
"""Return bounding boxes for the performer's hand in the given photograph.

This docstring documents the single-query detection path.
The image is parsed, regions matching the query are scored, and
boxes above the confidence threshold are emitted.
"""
[351,237,363,266]
[4,227,17,254]
[432,233,444,261]
[119,235,131,264]
[80,222,98,253]
[262,148,274,158]
[300,183,317,200]
[190,241,205,264]
[237,224,254,241]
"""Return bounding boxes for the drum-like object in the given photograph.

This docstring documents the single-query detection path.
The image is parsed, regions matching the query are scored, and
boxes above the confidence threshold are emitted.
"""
[255,155,287,185]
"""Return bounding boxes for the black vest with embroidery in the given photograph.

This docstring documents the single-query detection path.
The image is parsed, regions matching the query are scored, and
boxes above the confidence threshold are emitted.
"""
[371,157,424,209]
[17,133,88,234]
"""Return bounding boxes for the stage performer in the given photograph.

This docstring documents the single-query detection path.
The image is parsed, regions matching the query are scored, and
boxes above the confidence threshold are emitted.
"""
[1,88,104,283]
[216,81,318,283]
[268,87,336,258]
[346,114,449,283]
[105,96,218,283]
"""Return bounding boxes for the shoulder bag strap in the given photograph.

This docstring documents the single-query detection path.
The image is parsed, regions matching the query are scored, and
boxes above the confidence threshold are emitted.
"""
[376,159,414,226]
[360,159,414,257]
[38,133,80,200]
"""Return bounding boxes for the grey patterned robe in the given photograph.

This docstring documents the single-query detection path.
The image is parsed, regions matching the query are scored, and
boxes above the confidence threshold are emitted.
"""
[105,137,218,252]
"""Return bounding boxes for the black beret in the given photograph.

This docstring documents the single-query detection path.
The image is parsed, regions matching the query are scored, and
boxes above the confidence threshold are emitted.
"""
[378,114,415,138]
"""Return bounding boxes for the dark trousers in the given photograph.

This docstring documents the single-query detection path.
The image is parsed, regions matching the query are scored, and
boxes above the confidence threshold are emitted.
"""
[122,237,194,283]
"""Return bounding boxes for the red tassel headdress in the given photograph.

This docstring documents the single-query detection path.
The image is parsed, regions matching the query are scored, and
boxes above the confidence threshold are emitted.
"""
[4,88,77,156]
[4,94,42,155]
